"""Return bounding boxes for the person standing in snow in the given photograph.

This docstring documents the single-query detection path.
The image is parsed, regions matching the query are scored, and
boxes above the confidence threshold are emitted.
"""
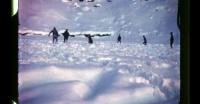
[84,34,93,44]
[88,35,93,44]
[143,35,147,45]
[48,27,60,44]
[170,32,174,48]
[62,29,70,43]
[117,34,121,43]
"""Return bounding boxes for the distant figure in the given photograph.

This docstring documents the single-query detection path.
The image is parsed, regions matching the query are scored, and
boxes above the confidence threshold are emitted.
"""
[170,32,174,48]
[88,35,93,44]
[48,27,60,44]
[62,29,70,43]
[143,35,147,45]
[117,34,121,43]
[85,34,93,44]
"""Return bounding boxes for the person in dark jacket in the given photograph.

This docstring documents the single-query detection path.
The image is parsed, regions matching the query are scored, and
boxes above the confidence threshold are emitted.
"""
[62,29,70,43]
[170,32,174,48]
[117,34,121,43]
[84,34,93,44]
[88,35,93,44]
[48,27,60,44]
[143,35,147,45]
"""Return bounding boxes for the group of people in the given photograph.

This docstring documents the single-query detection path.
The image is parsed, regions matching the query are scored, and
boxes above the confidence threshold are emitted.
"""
[48,27,70,44]
[48,27,174,48]
[48,27,94,44]
[117,32,174,48]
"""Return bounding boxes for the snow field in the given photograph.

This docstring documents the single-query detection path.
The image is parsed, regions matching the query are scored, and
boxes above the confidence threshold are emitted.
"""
[19,35,180,104]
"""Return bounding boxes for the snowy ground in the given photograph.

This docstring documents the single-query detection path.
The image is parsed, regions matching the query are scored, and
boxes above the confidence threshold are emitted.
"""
[18,35,180,104]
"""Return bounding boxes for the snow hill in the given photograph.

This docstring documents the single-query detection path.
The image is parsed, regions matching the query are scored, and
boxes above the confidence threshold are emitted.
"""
[19,0,180,44]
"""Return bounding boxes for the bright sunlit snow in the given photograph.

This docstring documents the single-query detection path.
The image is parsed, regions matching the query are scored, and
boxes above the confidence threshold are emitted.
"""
[19,35,180,104]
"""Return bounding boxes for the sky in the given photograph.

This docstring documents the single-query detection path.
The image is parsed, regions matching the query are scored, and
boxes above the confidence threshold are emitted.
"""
[19,0,180,44]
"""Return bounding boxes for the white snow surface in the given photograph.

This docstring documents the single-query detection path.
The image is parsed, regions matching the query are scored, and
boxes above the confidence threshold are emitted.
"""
[19,35,180,104]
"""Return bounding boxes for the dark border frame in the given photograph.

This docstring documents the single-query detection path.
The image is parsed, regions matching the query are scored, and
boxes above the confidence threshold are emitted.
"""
[179,0,190,104]
[10,0,190,103]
